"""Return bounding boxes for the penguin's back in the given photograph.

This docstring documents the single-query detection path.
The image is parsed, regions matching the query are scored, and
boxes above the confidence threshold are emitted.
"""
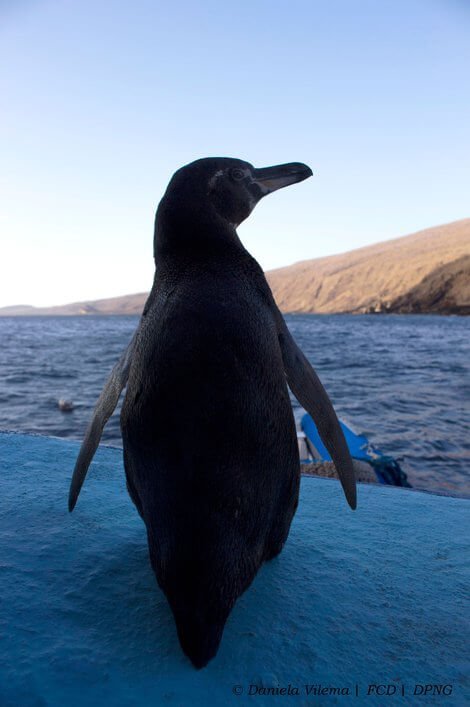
[120,257,300,665]
[122,258,295,461]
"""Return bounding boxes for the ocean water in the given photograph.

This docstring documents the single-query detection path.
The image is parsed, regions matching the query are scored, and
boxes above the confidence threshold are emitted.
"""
[0,314,468,497]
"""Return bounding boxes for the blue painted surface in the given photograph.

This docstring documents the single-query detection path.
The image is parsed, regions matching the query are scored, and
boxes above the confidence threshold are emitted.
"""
[302,412,384,464]
[0,432,468,706]
[301,413,411,487]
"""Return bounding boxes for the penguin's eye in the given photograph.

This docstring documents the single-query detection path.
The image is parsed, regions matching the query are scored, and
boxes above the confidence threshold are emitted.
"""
[230,168,245,181]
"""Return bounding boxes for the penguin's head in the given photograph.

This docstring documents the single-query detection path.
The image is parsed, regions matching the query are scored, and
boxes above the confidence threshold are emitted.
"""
[204,158,313,227]
[155,157,312,256]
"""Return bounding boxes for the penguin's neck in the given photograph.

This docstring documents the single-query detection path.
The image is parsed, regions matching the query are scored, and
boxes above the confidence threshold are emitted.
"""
[153,197,244,262]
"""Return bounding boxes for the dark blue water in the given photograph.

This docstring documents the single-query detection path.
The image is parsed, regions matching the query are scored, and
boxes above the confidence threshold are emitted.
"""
[0,315,468,497]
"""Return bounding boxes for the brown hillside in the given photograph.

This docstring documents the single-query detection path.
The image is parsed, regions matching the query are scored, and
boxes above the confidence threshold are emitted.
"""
[0,293,148,317]
[1,219,468,316]
[386,254,470,315]
[266,219,470,313]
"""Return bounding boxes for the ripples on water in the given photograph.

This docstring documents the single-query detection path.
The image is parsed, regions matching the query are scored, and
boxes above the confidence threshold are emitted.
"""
[0,315,468,497]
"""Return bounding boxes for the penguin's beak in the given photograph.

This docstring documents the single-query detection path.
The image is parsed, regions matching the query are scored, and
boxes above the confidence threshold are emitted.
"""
[253,162,313,195]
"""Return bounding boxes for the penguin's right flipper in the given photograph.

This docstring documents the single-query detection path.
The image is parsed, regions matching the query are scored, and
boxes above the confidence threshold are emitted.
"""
[275,313,357,510]
[68,330,137,512]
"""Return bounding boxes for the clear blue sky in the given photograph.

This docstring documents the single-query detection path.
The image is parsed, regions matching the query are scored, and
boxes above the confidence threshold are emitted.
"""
[1,0,469,307]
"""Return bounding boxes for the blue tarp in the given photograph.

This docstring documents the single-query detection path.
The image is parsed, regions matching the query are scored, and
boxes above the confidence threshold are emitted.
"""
[302,413,380,463]
[301,414,411,486]
[0,432,468,706]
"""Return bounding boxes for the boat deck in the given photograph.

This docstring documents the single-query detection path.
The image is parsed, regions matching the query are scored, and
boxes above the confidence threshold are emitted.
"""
[0,432,468,705]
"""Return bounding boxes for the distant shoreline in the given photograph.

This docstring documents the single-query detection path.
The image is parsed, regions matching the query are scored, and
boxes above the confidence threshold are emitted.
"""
[2,218,468,317]
[0,312,467,318]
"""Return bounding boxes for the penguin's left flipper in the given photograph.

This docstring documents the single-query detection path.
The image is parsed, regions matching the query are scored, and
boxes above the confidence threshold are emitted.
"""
[277,316,357,510]
[68,330,137,512]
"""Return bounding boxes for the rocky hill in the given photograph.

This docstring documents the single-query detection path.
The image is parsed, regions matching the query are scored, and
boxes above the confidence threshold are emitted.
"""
[0,293,148,317]
[266,219,469,314]
[385,254,470,315]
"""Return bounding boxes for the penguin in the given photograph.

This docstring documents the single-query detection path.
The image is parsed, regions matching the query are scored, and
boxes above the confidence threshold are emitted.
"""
[68,157,356,668]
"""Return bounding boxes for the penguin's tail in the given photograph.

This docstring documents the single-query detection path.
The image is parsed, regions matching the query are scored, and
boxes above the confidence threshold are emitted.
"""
[172,606,228,669]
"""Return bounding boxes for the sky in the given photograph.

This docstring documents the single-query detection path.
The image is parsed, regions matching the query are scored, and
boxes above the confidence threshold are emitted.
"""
[0,0,469,307]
